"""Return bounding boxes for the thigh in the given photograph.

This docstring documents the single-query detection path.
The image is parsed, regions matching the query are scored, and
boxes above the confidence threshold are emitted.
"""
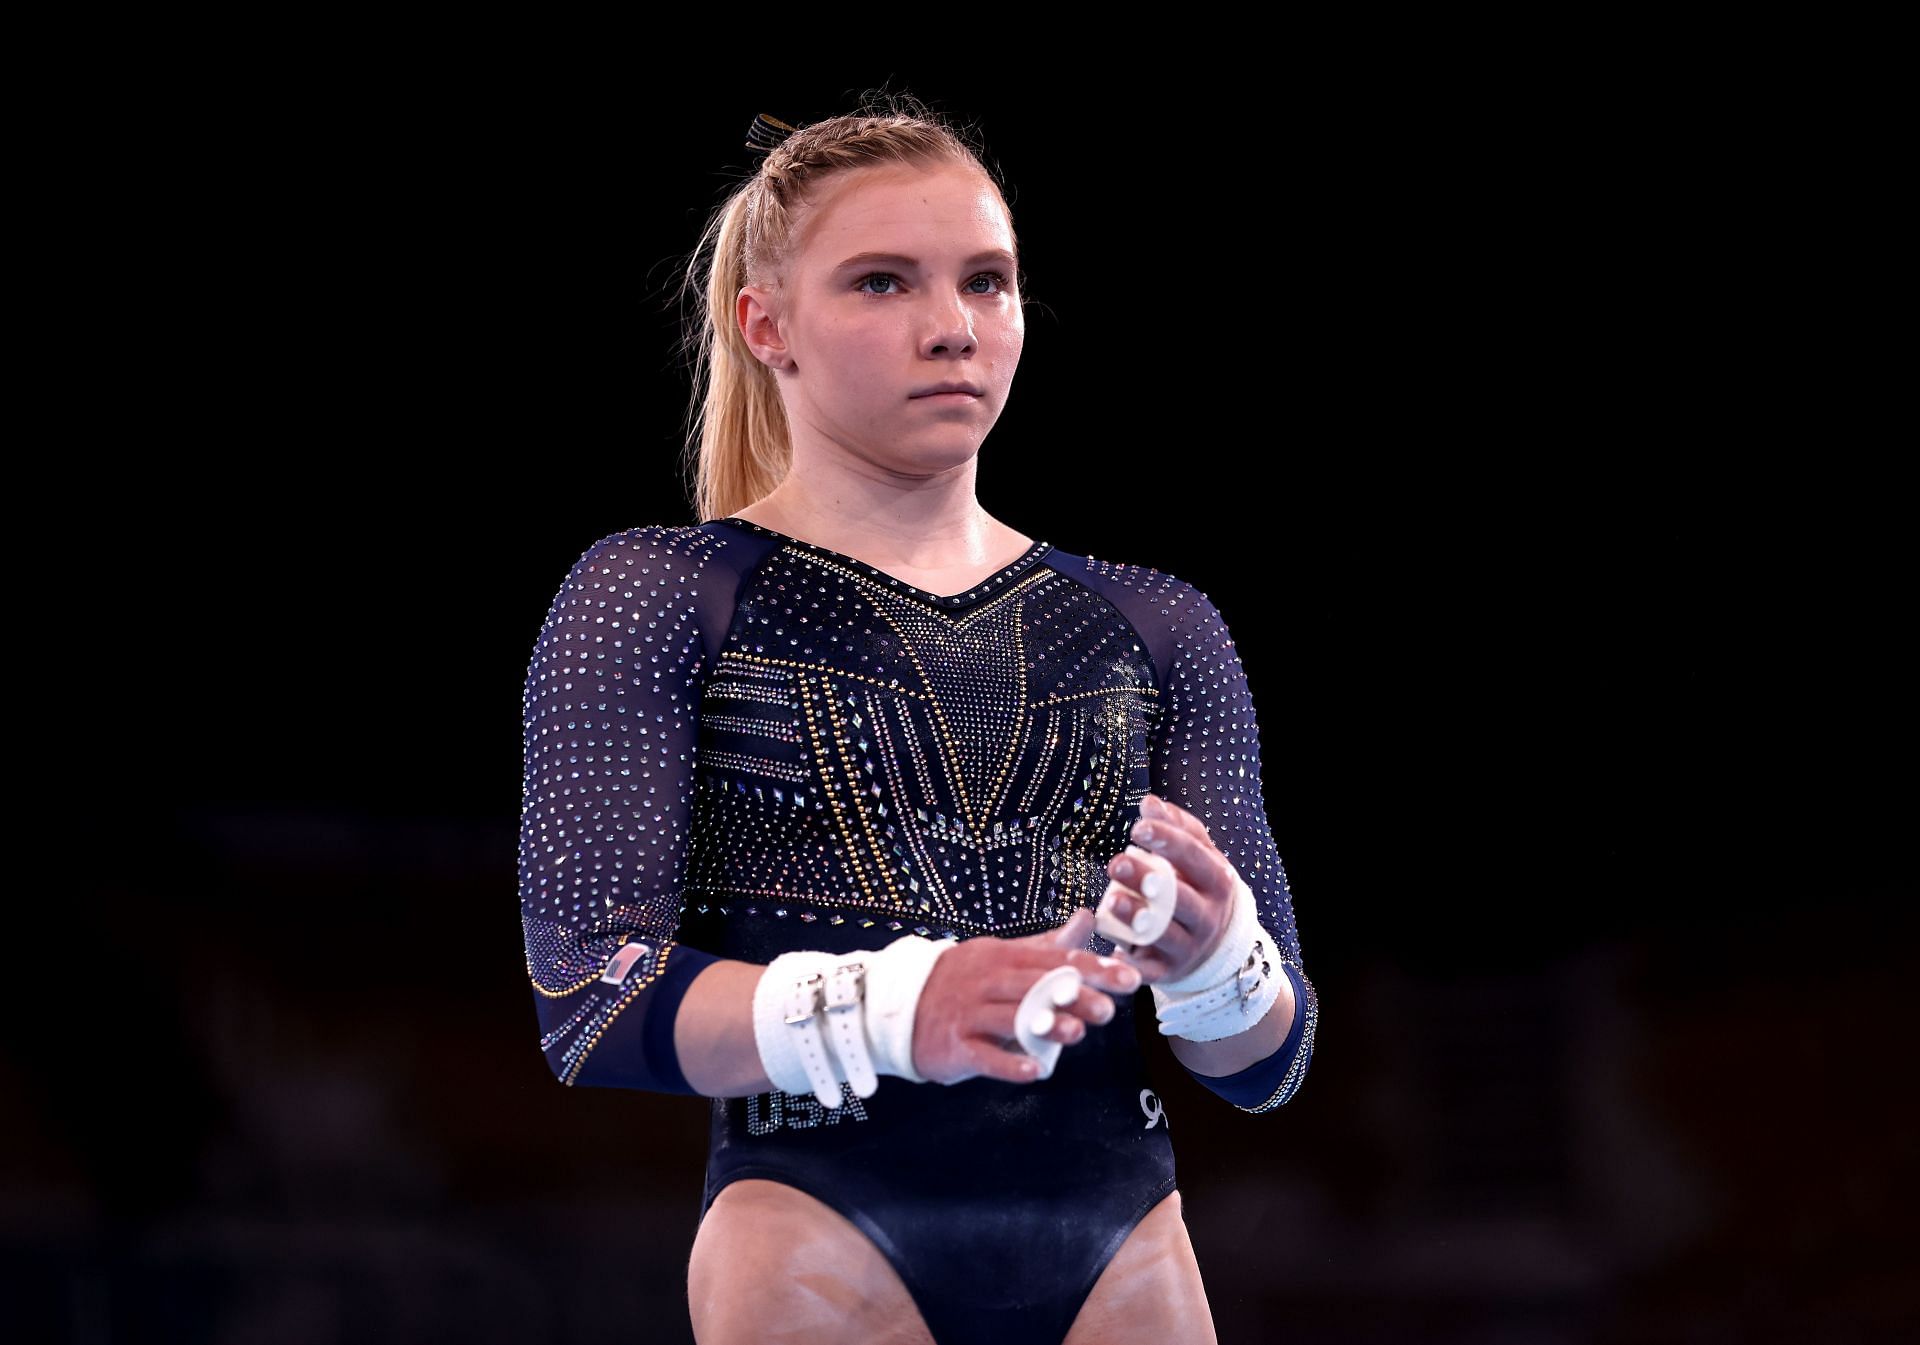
[688,1178,937,1345]
[1062,1189,1217,1345]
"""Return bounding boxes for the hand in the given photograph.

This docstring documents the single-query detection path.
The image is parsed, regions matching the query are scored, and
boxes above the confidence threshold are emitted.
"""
[1101,793,1238,985]
[910,907,1144,1086]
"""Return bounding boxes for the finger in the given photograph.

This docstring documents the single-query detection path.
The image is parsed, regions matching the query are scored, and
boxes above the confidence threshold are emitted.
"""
[985,1000,1084,1048]
[1015,914,1143,996]
[1077,949,1146,995]
[1054,946,1145,996]
[1129,813,1233,900]
[1036,1007,1087,1043]
[1101,846,1199,941]
[1141,792,1211,843]
[1109,938,1177,982]
[983,955,1109,1009]
[1051,906,1094,949]
[964,1038,1047,1084]
[1014,977,1121,1031]
[1121,817,1228,924]
[1100,859,1197,938]
[983,955,1128,1020]
[1119,922,1193,982]
[1097,874,1143,932]
[1064,983,1118,1026]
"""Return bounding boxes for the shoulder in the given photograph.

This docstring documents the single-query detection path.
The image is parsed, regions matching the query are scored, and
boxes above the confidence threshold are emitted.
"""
[538,523,760,677]
[551,522,736,590]
[1046,543,1220,632]
[536,524,725,627]
[572,522,720,567]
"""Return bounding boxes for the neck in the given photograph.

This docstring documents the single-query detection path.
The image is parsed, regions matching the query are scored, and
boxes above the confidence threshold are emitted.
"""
[740,478,1020,566]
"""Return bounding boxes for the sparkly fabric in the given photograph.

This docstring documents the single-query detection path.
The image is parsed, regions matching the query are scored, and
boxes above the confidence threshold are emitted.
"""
[518,516,1318,1112]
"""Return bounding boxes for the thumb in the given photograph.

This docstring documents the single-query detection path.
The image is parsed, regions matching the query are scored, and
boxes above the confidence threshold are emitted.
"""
[1053,906,1093,949]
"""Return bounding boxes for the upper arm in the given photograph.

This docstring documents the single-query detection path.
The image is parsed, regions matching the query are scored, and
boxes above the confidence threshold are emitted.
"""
[518,525,720,1091]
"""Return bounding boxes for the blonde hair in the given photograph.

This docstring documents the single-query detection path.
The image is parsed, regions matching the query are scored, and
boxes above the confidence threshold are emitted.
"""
[672,88,1018,522]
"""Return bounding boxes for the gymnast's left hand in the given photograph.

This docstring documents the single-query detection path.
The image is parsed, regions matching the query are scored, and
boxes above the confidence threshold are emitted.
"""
[1101,793,1237,985]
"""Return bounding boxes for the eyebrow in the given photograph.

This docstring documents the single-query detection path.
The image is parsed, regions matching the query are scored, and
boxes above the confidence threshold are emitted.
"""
[831,250,1018,274]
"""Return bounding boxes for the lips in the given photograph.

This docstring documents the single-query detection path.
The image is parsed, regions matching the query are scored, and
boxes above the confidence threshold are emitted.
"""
[910,383,983,398]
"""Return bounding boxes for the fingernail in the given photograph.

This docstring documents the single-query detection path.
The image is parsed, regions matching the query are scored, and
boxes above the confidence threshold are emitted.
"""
[1114,858,1133,880]
[1028,1008,1055,1036]
[1131,907,1156,935]
[1092,999,1114,1023]
[1141,870,1167,901]
[1118,966,1141,989]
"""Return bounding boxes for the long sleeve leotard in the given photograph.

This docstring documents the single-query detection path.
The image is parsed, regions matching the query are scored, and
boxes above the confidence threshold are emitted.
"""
[518,517,1318,1114]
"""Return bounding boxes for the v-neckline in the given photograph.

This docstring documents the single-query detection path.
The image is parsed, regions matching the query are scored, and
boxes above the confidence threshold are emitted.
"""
[713,515,1055,612]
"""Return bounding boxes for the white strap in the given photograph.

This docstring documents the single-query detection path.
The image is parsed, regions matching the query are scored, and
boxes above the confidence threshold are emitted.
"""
[1149,867,1285,1042]
[860,934,955,1083]
[823,960,878,1098]
[750,936,957,1109]
[756,959,840,1105]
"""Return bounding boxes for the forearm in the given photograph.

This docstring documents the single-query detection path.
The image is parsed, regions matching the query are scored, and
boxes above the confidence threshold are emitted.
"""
[673,959,779,1098]
[1166,966,1296,1076]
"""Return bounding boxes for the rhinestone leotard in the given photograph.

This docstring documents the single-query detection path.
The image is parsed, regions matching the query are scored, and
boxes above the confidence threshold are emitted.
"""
[519,516,1319,1345]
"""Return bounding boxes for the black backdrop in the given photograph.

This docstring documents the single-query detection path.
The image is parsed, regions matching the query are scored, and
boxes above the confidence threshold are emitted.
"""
[10,56,1912,1345]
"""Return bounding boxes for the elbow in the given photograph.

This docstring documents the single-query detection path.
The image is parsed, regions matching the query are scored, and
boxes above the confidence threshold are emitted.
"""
[1183,962,1319,1114]
[1235,1030,1315,1113]
[538,982,710,1098]
[1210,1019,1316,1115]
[529,991,621,1091]
[1242,970,1318,1113]
[544,1041,586,1088]
[528,946,718,1096]
[541,1036,589,1088]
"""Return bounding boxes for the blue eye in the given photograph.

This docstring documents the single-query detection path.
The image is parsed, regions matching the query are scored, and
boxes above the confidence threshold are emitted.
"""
[854,271,1014,297]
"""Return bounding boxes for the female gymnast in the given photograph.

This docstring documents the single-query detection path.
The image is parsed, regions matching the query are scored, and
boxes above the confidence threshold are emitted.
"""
[517,92,1318,1345]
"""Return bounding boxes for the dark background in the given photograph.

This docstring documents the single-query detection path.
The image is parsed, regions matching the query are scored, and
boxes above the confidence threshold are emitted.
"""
[9,51,1913,1345]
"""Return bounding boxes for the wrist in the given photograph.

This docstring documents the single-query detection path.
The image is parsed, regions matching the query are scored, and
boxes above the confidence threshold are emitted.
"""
[1150,872,1284,1042]
[750,935,956,1108]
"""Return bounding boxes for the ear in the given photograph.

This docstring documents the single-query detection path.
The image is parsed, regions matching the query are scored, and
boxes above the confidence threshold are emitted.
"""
[737,284,792,372]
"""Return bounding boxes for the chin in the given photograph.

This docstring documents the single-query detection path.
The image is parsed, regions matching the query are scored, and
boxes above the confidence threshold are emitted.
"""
[897,437,990,472]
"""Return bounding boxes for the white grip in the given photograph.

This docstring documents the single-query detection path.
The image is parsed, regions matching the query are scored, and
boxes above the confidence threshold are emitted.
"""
[1013,965,1085,1080]
[750,935,958,1109]
[1095,843,1179,946]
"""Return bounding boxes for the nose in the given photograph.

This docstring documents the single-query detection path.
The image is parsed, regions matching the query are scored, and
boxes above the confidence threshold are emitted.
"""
[920,293,976,358]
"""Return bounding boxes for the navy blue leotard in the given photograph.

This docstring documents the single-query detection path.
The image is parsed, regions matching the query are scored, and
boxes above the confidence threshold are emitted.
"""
[518,515,1320,1345]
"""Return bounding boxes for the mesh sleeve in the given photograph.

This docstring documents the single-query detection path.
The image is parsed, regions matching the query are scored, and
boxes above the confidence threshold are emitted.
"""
[1149,582,1319,1113]
[519,525,721,1092]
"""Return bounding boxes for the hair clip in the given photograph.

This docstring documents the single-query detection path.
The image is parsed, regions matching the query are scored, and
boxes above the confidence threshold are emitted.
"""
[745,111,802,156]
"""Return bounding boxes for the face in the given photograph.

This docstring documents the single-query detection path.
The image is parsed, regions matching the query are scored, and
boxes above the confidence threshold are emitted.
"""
[740,160,1024,476]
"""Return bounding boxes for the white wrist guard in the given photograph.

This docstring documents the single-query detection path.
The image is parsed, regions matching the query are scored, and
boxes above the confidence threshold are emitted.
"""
[751,934,957,1109]
[1149,867,1284,1042]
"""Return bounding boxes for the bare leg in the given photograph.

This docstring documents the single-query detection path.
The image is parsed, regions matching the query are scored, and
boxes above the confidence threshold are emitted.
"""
[688,1178,937,1345]
[1062,1189,1217,1345]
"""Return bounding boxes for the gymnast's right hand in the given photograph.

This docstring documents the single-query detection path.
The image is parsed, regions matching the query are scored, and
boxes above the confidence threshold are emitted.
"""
[909,907,1144,1086]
